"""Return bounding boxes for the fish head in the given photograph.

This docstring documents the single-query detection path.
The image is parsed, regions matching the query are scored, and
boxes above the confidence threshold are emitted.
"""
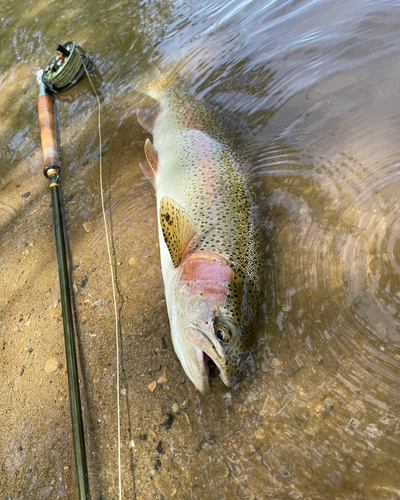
[167,253,245,393]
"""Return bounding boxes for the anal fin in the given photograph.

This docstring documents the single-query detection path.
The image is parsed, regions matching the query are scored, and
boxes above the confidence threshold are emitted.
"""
[136,103,160,132]
[160,196,197,267]
[144,138,158,173]
[139,161,156,187]
[139,139,159,188]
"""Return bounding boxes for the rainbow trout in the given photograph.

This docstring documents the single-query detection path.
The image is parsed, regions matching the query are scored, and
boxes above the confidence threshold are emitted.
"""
[137,81,261,393]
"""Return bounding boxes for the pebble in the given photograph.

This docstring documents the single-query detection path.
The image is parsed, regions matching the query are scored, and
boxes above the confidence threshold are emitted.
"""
[157,367,170,385]
[272,358,283,366]
[121,388,127,396]
[216,464,230,479]
[148,380,157,392]
[83,222,92,232]
[45,358,59,373]
[149,430,158,439]
[129,440,135,448]
[128,256,137,266]
[180,400,190,410]
[254,428,266,439]
[222,393,232,406]
[160,413,174,430]
[77,277,88,289]
[154,476,177,498]
[21,191,31,198]
[172,403,179,413]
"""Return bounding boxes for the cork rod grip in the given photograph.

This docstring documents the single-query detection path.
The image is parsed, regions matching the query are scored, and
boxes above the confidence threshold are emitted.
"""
[38,94,60,176]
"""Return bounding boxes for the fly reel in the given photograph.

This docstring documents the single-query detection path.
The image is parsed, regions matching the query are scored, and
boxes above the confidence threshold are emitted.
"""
[42,41,90,93]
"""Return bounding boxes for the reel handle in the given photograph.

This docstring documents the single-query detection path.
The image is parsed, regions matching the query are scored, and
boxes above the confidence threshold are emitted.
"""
[38,94,61,178]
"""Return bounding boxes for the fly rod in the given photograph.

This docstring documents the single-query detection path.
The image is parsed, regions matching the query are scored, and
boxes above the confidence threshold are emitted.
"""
[36,42,91,500]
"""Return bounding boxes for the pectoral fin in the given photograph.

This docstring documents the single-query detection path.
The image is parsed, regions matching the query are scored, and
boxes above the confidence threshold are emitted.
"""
[160,197,197,267]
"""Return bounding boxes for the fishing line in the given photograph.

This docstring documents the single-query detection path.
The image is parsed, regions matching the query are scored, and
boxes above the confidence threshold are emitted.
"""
[81,60,123,500]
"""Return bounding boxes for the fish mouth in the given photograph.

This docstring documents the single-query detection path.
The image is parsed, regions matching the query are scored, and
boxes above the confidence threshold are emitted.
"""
[203,351,221,379]
[185,327,230,390]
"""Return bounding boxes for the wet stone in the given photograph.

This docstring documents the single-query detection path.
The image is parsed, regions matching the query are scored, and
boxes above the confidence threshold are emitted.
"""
[44,358,58,373]
[21,191,30,198]
[77,277,88,289]
[156,441,164,454]
[148,380,157,392]
[157,367,170,384]
[196,435,217,453]
[38,486,53,498]
[180,400,190,410]
[150,458,162,477]
[154,475,177,498]
[160,413,174,430]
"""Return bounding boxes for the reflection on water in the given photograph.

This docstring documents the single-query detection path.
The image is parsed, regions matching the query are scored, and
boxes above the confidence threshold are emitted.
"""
[1,0,400,498]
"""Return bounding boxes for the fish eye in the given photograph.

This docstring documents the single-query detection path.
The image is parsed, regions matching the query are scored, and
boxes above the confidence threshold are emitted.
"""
[214,320,234,344]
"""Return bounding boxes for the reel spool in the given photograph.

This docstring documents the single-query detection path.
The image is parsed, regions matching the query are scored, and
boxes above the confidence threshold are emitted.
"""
[42,41,90,93]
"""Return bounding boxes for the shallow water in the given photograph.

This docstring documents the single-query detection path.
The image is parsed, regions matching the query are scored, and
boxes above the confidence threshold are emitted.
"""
[1,0,400,498]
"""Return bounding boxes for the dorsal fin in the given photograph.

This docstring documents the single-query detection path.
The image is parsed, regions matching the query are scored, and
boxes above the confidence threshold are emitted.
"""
[160,196,197,267]
[144,138,158,173]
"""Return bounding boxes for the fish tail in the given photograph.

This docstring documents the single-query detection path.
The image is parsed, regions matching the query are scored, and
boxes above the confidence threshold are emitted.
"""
[141,68,177,100]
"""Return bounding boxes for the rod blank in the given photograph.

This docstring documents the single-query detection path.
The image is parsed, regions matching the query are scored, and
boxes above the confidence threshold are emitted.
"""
[37,90,90,500]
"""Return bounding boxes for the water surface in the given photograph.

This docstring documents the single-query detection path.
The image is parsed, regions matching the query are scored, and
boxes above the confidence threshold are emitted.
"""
[1,0,400,498]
